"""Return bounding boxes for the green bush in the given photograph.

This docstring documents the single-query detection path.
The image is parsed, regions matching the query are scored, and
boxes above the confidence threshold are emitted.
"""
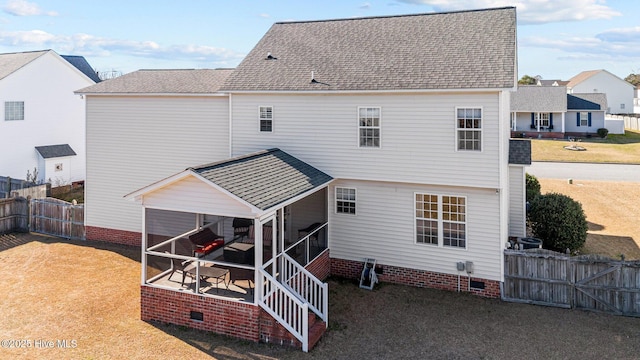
[528,193,588,253]
[525,173,541,203]
[597,128,609,138]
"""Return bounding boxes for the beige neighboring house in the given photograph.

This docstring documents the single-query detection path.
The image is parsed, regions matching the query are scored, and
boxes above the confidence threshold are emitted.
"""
[567,69,634,114]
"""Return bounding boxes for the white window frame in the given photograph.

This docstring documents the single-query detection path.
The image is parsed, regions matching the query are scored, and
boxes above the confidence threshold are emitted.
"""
[455,107,482,151]
[415,193,467,249]
[259,106,273,132]
[335,187,356,215]
[358,106,381,148]
[536,113,550,128]
[5,101,24,121]
[54,163,63,172]
[580,112,588,126]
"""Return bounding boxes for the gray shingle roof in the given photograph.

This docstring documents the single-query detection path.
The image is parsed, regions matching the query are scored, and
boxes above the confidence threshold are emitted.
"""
[76,68,234,94]
[0,50,48,80]
[35,144,77,159]
[510,86,568,112]
[191,149,333,210]
[221,7,516,92]
[509,139,531,165]
[61,55,101,83]
[567,93,607,111]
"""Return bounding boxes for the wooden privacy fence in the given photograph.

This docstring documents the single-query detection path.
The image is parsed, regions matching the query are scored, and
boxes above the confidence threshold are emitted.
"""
[31,198,85,240]
[0,197,29,233]
[504,249,640,317]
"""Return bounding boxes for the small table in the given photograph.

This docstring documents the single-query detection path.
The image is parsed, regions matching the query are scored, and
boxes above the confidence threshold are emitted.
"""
[186,266,229,293]
[224,243,255,265]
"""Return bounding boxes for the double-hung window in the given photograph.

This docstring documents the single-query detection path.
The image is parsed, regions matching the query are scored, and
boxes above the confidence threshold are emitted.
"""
[259,106,273,132]
[358,107,380,148]
[335,187,356,215]
[580,112,588,126]
[415,193,466,248]
[5,101,24,121]
[536,113,550,128]
[456,108,481,151]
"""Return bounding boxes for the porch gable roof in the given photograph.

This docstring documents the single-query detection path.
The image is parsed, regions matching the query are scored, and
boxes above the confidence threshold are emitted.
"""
[191,148,333,210]
[125,149,333,216]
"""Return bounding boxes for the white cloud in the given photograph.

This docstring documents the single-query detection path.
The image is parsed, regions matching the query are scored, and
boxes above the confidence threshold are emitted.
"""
[520,33,640,59]
[259,13,270,18]
[596,27,640,43]
[395,0,621,24]
[3,0,57,16]
[359,2,371,9]
[0,30,245,64]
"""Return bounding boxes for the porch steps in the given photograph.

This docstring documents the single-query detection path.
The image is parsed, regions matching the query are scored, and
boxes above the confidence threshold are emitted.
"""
[308,315,326,350]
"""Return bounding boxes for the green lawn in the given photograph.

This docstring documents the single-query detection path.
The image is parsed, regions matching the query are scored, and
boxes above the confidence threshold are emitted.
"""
[531,130,640,163]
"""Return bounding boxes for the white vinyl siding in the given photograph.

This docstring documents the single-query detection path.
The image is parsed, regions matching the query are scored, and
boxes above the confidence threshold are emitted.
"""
[329,179,502,281]
[231,93,502,189]
[85,96,230,232]
[4,101,24,121]
[508,166,526,238]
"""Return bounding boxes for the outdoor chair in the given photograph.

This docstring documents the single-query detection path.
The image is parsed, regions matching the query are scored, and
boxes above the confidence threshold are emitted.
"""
[232,218,252,240]
[166,252,197,287]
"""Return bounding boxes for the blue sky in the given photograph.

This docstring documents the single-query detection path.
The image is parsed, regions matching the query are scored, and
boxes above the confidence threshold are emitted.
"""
[1,0,638,81]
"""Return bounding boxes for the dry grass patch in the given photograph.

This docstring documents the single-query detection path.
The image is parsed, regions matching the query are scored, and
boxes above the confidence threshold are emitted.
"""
[538,179,640,259]
[532,130,640,163]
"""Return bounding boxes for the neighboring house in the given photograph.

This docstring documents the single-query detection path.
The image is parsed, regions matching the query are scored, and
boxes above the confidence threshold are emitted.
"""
[536,79,568,87]
[511,86,607,138]
[77,7,524,351]
[634,89,640,114]
[0,49,97,185]
[567,69,634,114]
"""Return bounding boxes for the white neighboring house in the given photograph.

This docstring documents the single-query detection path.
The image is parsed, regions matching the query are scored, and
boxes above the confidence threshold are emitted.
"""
[0,50,99,184]
[566,69,635,114]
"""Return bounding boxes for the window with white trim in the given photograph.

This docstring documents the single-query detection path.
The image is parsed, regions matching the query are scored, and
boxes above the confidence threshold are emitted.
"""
[335,187,356,215]
[580,112,588,126]
[536,113,550,128]
[620,103,625,110]
[259,106,273,132]
[55,163,63,172]
[358,107,380,148]
[415,193,466,248]
[5,101,24,121]
[456,108,481,151]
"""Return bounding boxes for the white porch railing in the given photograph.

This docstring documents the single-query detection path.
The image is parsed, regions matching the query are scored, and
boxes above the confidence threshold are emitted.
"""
[281,253,328,325]
[258,268,310,352]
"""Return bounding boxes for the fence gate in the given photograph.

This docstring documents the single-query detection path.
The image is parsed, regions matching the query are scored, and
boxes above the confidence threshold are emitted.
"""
[504,249,640,317]
[30,198,85,240]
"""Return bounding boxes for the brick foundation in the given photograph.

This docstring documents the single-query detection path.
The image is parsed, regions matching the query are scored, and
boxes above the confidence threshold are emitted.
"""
[141,286,261,341]
[304,249,330,280]
[86,226,141,246]
[330,257,501,298]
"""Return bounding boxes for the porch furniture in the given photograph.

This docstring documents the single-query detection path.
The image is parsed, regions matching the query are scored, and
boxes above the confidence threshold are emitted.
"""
[167,254,197,287]
[219,266,254,294]
[185,265,229,293]
[240,225,273,247]
[298,222,322,247]
[224,242,255,265]
[232,218,252,240]
[188,227,224,257]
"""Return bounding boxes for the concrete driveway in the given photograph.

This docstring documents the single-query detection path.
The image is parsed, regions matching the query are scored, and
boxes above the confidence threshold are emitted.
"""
[527,162,640,182]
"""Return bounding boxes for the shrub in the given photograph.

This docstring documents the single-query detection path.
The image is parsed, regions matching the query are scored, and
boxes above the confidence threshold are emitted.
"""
[597,128,609,138]
[525,173,541,203]
[528,193,588,253]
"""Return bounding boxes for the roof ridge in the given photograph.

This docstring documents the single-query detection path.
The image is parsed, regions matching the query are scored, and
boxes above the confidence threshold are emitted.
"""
[190,148,280,170]
[275,6,515,25]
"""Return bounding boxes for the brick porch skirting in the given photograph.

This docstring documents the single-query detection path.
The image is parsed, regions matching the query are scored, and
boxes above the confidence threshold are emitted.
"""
[330,257,500,298]
[86,226,141,246]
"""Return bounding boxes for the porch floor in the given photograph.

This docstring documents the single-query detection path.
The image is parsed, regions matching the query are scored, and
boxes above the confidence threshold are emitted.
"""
[149,270,255,302]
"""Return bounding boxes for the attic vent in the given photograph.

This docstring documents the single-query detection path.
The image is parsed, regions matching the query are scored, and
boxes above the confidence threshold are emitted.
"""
[265,52,277,60]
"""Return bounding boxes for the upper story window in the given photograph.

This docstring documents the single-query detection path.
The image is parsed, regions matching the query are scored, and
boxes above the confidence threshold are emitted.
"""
[415,193,466,248]
[620,103,625,110]
[456,108,481,151]
[358,107,380,148]
[259,106,273,132]
[335,187,356,215]
[5,101,24,121]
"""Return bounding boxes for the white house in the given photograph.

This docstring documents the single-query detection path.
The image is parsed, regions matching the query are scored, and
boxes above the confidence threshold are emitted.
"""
[77,7,524,351]
[567,69,635,114]
[511,86,607,138]
[0,50,98,185]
